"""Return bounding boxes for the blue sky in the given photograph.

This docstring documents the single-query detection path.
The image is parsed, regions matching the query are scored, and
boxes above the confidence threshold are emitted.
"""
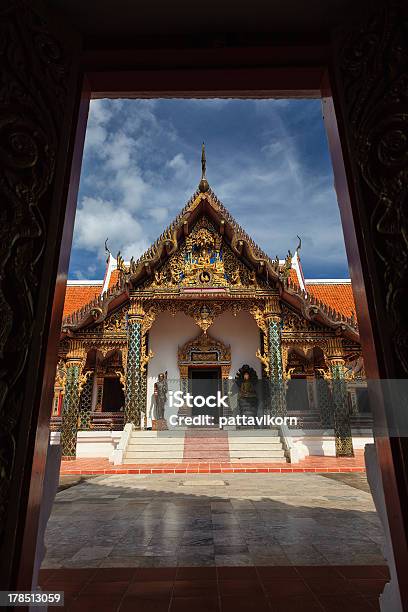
[69,98,349,280]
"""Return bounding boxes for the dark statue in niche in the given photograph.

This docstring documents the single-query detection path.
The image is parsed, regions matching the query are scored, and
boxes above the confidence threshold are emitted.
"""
[154,371,168,421]
[235,365,259,422]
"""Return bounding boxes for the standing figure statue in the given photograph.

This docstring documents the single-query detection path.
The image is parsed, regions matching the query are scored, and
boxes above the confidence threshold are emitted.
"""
[235,365,259,425]
[154,371,168,421]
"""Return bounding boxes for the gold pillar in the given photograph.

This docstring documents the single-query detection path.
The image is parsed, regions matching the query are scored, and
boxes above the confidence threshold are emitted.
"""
[221,364,232,418]
[178,365,190,417]
[94,367,105,412]
[305,368,316,411]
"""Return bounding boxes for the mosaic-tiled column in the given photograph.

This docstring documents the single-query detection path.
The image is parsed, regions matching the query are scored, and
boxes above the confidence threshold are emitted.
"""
[264,297,286,417]
[60,342,85,458]
[124,300,144,427]
[316,375,334,428]
[327,339,354,457]
[349,386,359,416]
[79,372,94,430]
[140,333,149,420]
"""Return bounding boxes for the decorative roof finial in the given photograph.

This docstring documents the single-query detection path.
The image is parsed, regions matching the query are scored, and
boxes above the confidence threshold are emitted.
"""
[199,142,209,192]
[105,237,111,263]
[296,235,302,255]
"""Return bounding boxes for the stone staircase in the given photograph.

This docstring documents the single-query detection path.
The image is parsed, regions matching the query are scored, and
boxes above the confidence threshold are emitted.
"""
[122,428,288,464]
[228,430,286,463]
[123,430,185,464]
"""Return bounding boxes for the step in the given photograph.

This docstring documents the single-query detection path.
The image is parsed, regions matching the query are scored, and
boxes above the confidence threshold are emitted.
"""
[127,439,185,445]
[126,445,185,453]
[227,430,280,437]
[129,431,184,438]
[228,443,284,451]
[228,438,283,445]
[229,449,286,458]
[230,457,287,463]
[123,428,288,464]
[123,458,184,464]
[125,453,185,460]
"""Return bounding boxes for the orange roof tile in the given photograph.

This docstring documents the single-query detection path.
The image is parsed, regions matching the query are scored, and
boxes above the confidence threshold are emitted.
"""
[289,268,300,286]
[108,269,120,289]
[63,285,102,317]
[306,283,356,318]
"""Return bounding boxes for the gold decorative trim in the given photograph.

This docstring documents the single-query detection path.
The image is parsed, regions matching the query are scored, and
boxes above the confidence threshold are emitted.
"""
[178,331,231,376]
[141,334,154,373]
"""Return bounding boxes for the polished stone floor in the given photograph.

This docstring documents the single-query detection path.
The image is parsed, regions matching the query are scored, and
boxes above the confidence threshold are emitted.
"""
[43,473,386,569]
[39,565,389,611]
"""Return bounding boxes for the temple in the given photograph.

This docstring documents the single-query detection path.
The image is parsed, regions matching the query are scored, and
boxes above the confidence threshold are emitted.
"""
[53,147,369,462]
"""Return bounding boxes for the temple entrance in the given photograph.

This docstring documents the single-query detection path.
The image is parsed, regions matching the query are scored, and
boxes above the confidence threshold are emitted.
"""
[286,375,310,412]
[189,366,221,422]
[101,377,125,412]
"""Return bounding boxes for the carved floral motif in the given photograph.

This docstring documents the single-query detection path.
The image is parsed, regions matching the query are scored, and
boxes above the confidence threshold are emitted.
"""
[338,2,408,373]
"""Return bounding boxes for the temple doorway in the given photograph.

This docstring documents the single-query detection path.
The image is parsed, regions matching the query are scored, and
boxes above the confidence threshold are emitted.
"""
[286,375,310,412]
[102,377,125,412]
[189,367,221,421]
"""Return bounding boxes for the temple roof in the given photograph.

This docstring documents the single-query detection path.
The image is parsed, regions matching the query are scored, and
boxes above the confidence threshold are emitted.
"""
[63,282,103,317]
[306,281,355,319]
[63,276,356,319]
[62,180,359,341]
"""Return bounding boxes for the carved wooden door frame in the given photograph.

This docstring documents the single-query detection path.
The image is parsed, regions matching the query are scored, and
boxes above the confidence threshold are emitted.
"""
[1,1,408,606]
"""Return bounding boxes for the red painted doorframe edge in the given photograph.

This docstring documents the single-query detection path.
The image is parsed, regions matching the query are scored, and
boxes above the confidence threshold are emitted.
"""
[18,46,408,608]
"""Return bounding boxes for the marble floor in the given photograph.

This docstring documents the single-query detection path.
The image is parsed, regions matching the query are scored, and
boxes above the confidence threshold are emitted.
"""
[43,473,386,569]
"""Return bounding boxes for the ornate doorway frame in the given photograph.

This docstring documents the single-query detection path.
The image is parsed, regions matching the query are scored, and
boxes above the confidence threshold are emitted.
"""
[178,332,231,382]
[3,3,408,606]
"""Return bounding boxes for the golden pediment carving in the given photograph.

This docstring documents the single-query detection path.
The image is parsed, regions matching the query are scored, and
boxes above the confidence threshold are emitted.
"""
[141,216,265,292]
[178,331,231,364]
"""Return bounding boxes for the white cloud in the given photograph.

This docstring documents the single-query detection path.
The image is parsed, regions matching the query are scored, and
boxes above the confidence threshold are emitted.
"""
[167,153,188,173]
[73,196,144,260]
[147,206,169,223]
[104,131,135,171]
[114,171,149,211]
[83,99,113,151]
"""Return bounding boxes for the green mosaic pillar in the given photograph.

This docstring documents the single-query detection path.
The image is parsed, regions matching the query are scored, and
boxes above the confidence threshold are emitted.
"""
[140,333,150,420]
[328,346,354,457]
[79,372,94,430]
[125,301,144,427]
[316,375,334,428]
[60,344,85,458]
[265,298,286,417]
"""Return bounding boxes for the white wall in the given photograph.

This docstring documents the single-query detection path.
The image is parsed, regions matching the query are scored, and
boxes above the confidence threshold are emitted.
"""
[146,309,262,421]
[49,431,122,459]
[147,311,198,422]
[76,431,122,459]
[211,310,261,379]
